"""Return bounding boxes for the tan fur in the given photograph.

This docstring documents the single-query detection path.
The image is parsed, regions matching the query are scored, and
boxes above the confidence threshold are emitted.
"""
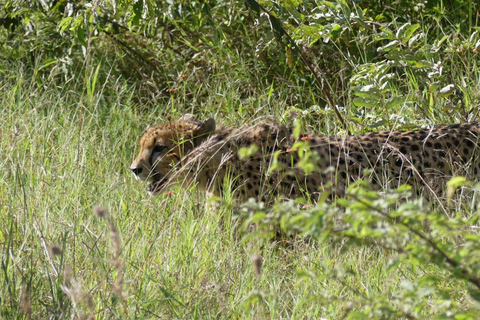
[131,114,480,201]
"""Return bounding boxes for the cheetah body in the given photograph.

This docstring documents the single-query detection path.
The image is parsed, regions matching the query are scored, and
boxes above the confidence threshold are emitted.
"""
[130,114,480,201]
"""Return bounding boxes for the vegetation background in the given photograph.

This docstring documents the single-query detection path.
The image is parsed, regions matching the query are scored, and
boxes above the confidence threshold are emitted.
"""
[1,0,480,318]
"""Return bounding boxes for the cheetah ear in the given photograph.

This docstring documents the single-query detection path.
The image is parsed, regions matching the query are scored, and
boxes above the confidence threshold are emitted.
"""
[199,118,215,132]
[192,118,216,145]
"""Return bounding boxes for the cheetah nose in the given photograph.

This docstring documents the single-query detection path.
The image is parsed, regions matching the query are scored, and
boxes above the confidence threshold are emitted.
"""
[130,167,143,176]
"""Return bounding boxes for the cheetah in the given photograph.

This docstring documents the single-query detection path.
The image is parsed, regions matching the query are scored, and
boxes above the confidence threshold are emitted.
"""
[130,114,480,202]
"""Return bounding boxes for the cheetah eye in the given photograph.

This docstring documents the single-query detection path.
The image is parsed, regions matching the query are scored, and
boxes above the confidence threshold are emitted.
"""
[151,144,167,165]
[152,145,166,154]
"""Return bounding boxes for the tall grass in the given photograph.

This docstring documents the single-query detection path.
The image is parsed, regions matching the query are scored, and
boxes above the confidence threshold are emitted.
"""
[2,1,480,318]
[2,59,479,318]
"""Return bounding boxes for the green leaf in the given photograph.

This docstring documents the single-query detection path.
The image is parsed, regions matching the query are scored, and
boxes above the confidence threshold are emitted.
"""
[352,98,380,108]
[267,13,284,39]
[38,59,58,71]
[346,311,368,319]
[386,96,407,109]
[245,0,260,14]
[454,312,480,320]
[375,28,394,41]
[464,234,480,241]
[353,85,381,99]
[58,17,73,33]
[132,0,143,26]
[411,60,433,69]
[446,176,467,188]
[377,40,400,52]
[396,23,420,43]
[321,1,338,11]
[408,33,423,48]
[418,275,441,286]
[238,145,259,159]
[438,84,455,98]
[328,24,342,40]
[77,26,86,45]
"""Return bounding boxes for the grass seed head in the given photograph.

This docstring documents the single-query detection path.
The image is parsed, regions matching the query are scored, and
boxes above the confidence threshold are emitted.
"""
[94,206,107,219]
[49,245,62,256]
[251,254,263,276]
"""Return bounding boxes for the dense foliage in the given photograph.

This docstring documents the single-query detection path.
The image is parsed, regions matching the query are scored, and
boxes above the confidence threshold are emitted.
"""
[1,0,480,319]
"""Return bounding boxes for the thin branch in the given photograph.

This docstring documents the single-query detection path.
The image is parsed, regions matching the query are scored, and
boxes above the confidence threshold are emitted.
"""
[348,193,480,290]
[245,0,351,135]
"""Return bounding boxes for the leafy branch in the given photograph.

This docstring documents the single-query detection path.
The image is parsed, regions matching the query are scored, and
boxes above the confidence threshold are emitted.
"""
[348,193,480,291]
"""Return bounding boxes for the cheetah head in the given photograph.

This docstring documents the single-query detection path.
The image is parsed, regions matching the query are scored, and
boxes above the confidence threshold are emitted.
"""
[130,114,216,195]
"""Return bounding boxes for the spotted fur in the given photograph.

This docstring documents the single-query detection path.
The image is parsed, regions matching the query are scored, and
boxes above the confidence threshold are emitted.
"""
[130,114,480,201]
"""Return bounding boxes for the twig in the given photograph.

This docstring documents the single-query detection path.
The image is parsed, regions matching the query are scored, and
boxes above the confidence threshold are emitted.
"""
[348,193,480,290]
[245,0,351,135]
